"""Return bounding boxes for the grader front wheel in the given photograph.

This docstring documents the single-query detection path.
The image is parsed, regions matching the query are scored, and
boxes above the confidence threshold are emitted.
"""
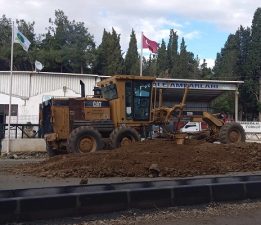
[219,122,246,144]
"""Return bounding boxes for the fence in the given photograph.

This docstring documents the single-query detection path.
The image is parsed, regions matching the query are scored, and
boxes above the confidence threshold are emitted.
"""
[0,123,41,139]
[0,115,40,139]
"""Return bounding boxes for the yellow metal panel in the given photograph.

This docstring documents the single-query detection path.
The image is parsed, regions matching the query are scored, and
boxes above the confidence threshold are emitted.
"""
[97,75,156,87]
[52,106,69,139]
[84,108,110,120]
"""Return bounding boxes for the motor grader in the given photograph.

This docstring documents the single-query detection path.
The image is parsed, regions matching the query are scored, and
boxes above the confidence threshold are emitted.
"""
[40,75,245,156]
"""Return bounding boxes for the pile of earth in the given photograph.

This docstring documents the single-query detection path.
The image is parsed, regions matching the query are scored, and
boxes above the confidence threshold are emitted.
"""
[10,139,261,178]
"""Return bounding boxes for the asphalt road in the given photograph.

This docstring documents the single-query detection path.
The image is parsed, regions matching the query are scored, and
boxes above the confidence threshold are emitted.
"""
[2,158,261,225]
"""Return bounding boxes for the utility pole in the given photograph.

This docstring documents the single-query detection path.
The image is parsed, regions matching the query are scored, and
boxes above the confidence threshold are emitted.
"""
[258,75,261,122]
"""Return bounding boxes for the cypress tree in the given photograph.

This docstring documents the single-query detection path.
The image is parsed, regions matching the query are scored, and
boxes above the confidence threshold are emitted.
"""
[93,29,109,75]
[248,8,261,120]
[176,37,188,78]
[212,34,239,80]
[106,28,124,75]
[157,39,168,77]
[94,28,123,75]
[249,8,261,77]
[167,29,178,77]
[125,29,139,75]
[200,59,212,79]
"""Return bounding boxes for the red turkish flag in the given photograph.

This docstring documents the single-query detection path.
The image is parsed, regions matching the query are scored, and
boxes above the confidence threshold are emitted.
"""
[142,34,159,53]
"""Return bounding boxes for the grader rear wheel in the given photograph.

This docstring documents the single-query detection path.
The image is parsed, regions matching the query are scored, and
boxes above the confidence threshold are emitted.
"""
[219,122,246,144]
[67,126,103,153]
[110,127,141,149]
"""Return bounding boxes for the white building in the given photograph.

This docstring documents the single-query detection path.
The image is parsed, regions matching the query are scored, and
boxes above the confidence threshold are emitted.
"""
[0,71,103,124]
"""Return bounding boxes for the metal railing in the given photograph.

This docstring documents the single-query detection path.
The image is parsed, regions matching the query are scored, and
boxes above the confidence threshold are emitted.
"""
[0,123,41,139]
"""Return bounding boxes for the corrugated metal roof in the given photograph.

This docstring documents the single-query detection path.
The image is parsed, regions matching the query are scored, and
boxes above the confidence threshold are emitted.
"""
[0,71,100,99]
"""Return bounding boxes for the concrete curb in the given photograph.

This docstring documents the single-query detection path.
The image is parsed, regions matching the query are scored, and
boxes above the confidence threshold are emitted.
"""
[1,175,261,223]
[1,138,46,153]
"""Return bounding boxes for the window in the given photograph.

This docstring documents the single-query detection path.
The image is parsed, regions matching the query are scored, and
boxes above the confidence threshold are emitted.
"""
[101,83,118,100]
[185,124,196,128]
[134,81,151,97]
[125,80,152,121]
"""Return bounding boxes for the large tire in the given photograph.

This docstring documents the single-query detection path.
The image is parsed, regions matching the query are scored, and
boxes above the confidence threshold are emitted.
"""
[110,127,141,149]
[67,126,103,153]
[219,122,246,144]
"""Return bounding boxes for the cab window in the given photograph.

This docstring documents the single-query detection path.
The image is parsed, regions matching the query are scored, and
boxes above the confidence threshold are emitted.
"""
[125,80,152,121]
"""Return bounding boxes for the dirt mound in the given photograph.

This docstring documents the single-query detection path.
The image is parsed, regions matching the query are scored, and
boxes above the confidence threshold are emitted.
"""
[11,139,261,178]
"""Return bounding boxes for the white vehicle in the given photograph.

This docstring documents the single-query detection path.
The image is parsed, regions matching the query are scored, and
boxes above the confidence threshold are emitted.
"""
[180,122,206,133]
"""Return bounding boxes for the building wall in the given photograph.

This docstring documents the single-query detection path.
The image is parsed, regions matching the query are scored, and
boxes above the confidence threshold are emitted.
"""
[0,72,101,121]
[0,71,101,99]
[0,88,81,138]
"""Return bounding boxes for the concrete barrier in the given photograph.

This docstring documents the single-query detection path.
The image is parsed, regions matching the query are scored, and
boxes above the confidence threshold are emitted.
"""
[1,175,261,223]
[1,138,46,153]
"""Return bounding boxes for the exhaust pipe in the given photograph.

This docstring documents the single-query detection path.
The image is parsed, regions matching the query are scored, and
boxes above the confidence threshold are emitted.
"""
[80,80,85,97]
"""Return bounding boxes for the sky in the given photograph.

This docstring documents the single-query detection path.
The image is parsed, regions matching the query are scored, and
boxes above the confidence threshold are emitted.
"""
[1,0,260,68]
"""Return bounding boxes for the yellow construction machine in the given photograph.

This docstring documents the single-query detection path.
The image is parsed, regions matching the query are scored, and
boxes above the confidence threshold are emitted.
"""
[39,75,245,156]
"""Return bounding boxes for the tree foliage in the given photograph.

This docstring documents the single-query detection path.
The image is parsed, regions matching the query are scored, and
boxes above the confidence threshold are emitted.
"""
[213,7,261,120]
[39,10,95,73]
[124,29,139,75]
[0,10,213,79]
[0,15,36,70]
[3,8,261,119]
[94,28,123,75]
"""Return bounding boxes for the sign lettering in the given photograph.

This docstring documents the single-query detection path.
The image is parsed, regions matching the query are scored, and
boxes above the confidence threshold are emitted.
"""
[153,81,237,90]
[238,121,261,133]
[93,101,102,107]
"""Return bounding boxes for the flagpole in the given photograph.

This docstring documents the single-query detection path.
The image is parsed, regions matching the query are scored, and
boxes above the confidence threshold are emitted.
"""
[7,21,14,154]
[140,32,143,76]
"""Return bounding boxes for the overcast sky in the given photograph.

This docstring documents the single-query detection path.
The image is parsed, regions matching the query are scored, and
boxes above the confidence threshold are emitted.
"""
[1,0,260,68]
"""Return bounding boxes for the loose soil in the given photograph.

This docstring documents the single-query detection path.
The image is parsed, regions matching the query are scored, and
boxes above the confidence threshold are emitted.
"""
[8,139,261,179]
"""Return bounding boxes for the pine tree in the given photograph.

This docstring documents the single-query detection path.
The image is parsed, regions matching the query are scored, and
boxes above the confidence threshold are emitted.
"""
[0,15,12,70]
[0,15,36,71]
[14,19,36,71]
[124,29,139,75]
[40,10,95,73]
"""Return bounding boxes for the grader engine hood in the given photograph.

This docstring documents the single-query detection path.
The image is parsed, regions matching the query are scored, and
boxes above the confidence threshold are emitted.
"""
[83,99,110,120]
